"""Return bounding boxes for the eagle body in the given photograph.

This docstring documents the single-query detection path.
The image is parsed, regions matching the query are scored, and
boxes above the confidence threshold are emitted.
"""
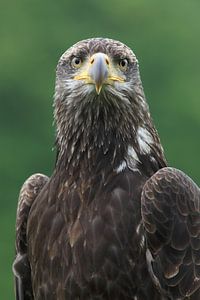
[13,38,200,300]
[27,168,155,299]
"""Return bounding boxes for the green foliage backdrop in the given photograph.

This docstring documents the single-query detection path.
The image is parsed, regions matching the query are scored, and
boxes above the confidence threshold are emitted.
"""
[1,0,200,298]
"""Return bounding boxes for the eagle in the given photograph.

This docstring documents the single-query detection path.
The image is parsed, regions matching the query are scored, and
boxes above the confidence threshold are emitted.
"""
[13,38,200,300]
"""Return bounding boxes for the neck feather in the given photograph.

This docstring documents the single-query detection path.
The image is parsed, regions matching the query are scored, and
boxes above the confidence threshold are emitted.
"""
[54,86,164,179]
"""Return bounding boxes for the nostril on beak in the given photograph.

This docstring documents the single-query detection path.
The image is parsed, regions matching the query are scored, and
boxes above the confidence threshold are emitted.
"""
[90,54,109,66]
[105,58,109,65]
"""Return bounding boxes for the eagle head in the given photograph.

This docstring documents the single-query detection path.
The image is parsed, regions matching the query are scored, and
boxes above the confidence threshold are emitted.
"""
[54,38,164,172]
[55,38,141,100]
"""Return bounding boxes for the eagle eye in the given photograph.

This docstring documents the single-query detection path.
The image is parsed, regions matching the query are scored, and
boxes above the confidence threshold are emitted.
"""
[71,57,82,68]
[118,58,129,71]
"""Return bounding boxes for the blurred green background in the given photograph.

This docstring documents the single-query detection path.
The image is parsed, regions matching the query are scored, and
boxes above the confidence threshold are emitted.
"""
[1,0,200,298]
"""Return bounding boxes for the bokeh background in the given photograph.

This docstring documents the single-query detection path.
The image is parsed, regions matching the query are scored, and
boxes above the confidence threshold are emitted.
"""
[1,0,200,298]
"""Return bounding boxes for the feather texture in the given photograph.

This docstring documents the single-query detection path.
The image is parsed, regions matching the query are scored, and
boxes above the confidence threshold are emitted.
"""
[142,167,200,299]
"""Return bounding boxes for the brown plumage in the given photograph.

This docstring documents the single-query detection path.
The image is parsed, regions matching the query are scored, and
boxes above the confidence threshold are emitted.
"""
[13,38,200,299]
[142,168,200,299]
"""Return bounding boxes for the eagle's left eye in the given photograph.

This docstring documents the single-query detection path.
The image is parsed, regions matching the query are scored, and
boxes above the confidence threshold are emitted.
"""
[71,57,82,68]
[118,58,129,71]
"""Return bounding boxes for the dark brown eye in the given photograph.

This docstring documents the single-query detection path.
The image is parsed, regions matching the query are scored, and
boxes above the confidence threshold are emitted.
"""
[71,57,82,68]
[118,58,129,71]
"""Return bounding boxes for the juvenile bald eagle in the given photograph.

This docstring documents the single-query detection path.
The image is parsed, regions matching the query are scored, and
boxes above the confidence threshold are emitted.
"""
[13,38,200,300]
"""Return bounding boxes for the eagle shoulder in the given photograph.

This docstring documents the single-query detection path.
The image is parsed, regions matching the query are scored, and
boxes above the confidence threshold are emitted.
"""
[13,173,49,300]
[141,167,200,299]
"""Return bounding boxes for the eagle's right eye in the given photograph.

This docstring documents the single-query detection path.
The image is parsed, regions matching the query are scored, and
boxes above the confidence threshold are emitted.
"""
[71,57,82,68]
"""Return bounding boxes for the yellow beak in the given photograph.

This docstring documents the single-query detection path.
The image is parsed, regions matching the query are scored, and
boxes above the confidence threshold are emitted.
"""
[74,53,124,95]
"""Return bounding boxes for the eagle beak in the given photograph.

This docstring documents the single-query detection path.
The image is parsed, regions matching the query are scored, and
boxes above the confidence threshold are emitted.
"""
[74,53,124,95]
[89,53,109,94]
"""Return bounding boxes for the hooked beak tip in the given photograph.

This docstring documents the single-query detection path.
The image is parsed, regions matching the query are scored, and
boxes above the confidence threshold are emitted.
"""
[95,84,102,95]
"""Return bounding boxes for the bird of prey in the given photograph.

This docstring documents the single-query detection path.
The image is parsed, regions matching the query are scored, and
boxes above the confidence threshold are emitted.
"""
[13,38,200,300]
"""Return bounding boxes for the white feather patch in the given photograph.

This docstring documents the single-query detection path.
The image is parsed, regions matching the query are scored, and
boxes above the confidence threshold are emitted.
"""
[127,146,140,162]
[137,127,153,154]
[115,160,127,173]
[115,146,140,173]
[126,146,140,172]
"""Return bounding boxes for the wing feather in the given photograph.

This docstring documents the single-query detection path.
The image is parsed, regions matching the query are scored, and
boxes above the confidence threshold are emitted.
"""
[141,167,200,299]
[13,173,49,300]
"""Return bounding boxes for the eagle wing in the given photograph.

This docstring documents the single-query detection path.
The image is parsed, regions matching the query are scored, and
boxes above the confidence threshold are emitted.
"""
[141,167,200,299]
[13,173,49,300]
